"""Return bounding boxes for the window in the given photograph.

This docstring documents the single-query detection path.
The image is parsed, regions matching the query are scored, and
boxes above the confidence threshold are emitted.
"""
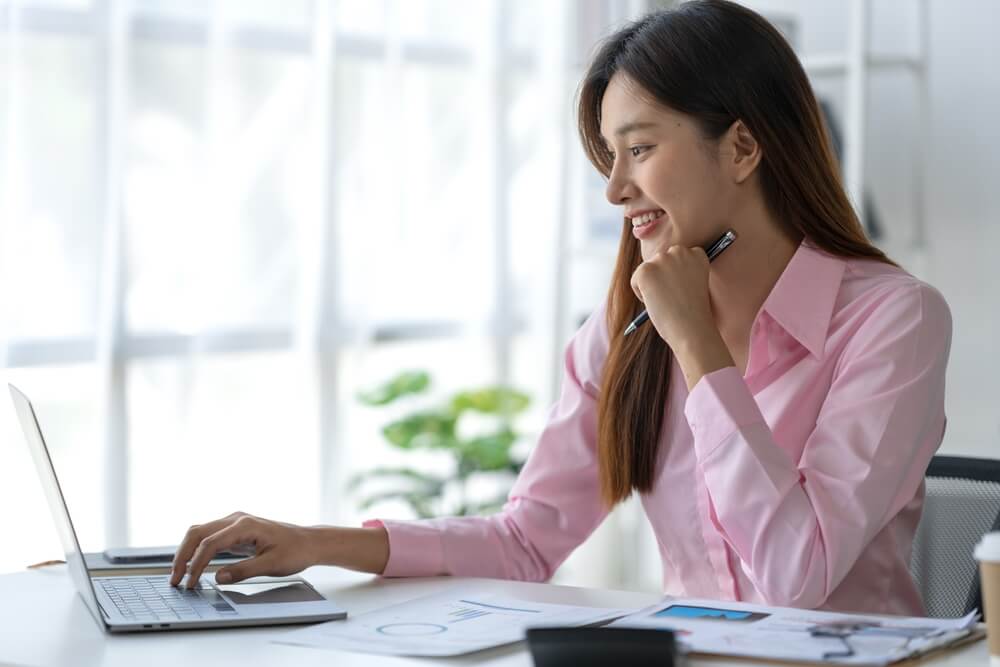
[0,0,574,573]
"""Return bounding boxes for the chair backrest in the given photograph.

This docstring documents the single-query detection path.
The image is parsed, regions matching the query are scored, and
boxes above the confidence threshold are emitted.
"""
[910,455,1000,618]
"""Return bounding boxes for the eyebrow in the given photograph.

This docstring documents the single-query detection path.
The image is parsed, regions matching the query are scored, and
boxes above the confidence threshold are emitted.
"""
[600,120,660,148]
[613,121,659,137]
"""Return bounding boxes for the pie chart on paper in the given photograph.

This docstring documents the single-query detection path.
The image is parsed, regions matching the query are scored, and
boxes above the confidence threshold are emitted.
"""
[376,622,448,636]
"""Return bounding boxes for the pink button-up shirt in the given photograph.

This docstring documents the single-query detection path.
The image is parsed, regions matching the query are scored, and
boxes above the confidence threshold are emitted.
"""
[366,241,952,615]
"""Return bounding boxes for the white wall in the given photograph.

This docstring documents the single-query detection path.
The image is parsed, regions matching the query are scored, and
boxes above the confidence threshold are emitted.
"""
[914,0,1000,457]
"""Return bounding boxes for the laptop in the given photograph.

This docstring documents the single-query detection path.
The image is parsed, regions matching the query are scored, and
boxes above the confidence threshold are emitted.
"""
[9,383,348,633]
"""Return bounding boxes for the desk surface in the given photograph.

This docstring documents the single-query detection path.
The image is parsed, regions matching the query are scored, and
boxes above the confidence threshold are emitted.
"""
[0,565,988,667]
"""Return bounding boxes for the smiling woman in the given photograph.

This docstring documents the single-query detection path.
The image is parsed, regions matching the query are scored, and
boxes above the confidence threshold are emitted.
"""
[574,0,898,507]
[166,0,951,618]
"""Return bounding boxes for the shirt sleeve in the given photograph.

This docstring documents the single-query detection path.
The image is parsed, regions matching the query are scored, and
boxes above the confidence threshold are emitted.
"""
[365,305,612,580]
[684,282,952,608]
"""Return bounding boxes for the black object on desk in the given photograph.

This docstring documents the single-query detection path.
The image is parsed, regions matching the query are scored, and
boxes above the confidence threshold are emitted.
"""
[526,627,678,667]
[103,545,251,564]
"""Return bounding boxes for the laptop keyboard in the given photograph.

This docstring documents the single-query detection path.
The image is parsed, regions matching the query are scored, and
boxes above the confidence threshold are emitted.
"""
[97,576,237,623]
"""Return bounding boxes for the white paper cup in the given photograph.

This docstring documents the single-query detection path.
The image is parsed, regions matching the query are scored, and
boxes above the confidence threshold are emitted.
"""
[974,532,1000,666]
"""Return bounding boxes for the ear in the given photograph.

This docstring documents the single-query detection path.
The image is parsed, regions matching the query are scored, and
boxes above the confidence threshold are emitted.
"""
[722,119,762,184]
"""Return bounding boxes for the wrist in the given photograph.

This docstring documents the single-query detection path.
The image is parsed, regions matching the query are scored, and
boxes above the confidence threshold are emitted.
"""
[674,334,734,391]
[307,525,389,574]
[301,525,329,568]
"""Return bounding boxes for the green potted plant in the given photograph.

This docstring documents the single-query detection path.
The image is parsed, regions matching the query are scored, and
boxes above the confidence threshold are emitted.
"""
[349,370,531,519]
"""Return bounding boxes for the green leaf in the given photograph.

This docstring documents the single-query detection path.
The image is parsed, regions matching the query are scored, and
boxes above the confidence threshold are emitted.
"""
[357,370,431,406]
[450,386,530,416]
[457,427,518,472]
[382,410,458,449]
[347,467,445,495]
[354,375,532,521]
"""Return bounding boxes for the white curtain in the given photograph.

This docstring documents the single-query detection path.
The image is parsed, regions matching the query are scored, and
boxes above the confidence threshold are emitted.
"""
[0,0,575,575]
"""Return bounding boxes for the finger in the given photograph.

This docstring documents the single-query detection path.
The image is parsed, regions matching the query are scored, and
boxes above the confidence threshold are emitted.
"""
[185,519,256,589]
[215,551,278,584]
[171,523,214,586]
[690,246,709,265]
[170,513,242,586]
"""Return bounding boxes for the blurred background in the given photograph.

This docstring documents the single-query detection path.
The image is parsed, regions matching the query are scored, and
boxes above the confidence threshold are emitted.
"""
[0,0,997,594]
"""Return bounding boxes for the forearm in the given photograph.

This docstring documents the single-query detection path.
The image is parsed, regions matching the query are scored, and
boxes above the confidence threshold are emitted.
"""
[308,525,389,575]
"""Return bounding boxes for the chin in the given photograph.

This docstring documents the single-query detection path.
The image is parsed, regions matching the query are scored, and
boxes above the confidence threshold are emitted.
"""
[640,229,672,261]
[640,241,664,262]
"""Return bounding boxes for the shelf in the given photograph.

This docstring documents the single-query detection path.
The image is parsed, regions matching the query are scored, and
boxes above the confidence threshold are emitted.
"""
[802,52,924,75]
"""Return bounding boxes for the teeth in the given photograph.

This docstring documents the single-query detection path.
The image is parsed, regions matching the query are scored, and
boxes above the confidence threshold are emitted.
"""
[631,210,663,227]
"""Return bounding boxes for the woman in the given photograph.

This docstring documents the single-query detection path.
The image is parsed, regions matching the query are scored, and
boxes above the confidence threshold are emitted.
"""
[171,0,950,615]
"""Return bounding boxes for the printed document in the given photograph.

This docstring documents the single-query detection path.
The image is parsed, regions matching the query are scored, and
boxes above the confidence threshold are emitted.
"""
[610,597,980,665]
[275,588,631,657]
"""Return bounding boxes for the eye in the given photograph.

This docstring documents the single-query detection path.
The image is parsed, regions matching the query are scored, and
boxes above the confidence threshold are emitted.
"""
[629,145,651,157]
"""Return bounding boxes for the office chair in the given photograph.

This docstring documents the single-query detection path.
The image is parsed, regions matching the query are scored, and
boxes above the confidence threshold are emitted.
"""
[910,455,1000,618]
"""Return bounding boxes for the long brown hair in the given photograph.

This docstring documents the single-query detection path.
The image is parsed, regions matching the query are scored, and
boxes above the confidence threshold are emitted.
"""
[578,0,897,506]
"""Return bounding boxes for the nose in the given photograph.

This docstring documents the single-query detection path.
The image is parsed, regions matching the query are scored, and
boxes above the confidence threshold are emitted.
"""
[605,160,636,206]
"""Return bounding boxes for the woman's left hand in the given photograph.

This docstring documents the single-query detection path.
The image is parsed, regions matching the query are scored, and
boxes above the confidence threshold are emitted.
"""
[630,244,734,389]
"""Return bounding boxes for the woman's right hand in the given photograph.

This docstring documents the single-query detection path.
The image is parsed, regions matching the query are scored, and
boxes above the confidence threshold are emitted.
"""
[169,512,320,588]
[169,512,390,589]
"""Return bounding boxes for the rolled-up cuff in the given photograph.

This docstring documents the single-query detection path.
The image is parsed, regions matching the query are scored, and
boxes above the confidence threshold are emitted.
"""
[684,366,765,460]
[363,518,447,577]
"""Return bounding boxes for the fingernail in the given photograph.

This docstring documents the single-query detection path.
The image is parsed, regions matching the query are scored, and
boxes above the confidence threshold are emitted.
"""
[216,570,232,583]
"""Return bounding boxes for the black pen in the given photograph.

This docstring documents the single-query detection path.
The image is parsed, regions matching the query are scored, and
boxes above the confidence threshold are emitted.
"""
[623,230,737,337]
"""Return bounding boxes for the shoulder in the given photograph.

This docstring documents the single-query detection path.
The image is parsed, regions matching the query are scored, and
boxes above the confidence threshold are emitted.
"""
[839,257,950,321]
[835,257,952,355]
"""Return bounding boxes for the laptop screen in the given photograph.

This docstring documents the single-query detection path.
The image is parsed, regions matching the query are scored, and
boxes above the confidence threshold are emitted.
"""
[9,384,106,630]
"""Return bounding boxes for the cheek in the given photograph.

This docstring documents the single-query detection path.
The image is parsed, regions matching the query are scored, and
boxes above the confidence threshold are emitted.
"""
[671,167,728,221]
[645,162,702,215]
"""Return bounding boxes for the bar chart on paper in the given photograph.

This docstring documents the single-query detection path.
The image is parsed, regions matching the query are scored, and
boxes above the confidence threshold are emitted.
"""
[276,590,632,657]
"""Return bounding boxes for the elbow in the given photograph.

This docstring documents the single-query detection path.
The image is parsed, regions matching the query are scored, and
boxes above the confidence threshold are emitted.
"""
[756,580,830,609]
[500,536,560,583]
[498,552,557,584]
[491,513,560,583]
[509,562,556,583]
[751,559,831,608]
[749,532,832,609]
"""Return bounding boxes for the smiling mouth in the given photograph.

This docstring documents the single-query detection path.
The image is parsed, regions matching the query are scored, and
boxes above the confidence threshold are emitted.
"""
[630,210,665,228]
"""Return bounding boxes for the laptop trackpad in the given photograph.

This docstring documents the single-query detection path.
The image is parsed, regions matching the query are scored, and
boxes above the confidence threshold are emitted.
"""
[215,581,325,605]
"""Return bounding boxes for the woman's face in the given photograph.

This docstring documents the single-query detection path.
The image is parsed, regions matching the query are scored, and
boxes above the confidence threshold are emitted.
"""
[599,74,736,262]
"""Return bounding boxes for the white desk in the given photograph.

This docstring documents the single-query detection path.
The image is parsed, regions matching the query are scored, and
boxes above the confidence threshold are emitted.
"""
[0,565,989,667]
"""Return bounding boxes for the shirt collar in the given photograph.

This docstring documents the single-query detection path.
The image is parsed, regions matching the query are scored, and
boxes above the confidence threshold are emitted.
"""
[760,240,846,359]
